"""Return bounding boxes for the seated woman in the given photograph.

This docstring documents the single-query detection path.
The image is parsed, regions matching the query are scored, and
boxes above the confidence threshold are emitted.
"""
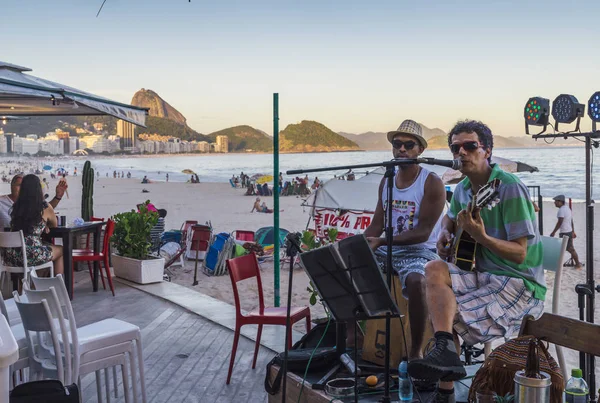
[245,183,256,195]
[3,174,64,276]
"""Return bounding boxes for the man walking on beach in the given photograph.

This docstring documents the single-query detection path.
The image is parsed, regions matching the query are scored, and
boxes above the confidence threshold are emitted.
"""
[363,119,446,370]
[550,194,583,269]
[407,120,545,403]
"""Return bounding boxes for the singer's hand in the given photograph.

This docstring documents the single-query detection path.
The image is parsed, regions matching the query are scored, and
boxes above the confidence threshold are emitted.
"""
[436,229,453,259]
[366,237,384,251]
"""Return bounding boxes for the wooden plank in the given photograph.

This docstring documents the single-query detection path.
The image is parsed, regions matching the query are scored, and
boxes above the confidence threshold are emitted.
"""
[520,313,600,356]
[267,365,336,403]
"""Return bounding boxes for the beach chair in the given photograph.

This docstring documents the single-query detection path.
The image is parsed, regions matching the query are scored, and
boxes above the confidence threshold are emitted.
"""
[234,230,255,242]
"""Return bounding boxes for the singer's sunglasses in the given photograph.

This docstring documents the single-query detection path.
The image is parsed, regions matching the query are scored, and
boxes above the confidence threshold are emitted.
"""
[392,140,417,150]
[450,141,483,154]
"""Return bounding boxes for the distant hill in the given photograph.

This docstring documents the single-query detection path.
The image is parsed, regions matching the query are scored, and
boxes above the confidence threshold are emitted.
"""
[339,123,446,151]
[338,123,568,150]
[131,89,187,126]
[137,116,208,142]
[281,120,360,152]
[208,125,272,152]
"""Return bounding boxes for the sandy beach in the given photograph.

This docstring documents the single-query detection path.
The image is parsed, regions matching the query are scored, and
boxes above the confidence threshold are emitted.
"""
[3,173,598,377]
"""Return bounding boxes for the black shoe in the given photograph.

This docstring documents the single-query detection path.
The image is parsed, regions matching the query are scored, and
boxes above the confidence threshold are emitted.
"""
[412,377,437,392]
[425,389,456,403]
[408,333,466,382]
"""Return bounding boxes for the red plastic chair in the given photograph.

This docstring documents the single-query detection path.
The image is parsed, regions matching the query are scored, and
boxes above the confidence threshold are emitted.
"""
[225,253,311,384]
[83,217,105,286]
[72,219,116,297]
[234,230,255,242]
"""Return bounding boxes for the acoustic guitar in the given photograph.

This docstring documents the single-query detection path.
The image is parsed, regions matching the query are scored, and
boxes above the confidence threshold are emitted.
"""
[449,179,501,271]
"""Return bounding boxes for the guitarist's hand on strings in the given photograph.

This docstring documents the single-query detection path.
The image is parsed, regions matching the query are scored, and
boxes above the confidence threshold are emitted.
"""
[456,203,487,243]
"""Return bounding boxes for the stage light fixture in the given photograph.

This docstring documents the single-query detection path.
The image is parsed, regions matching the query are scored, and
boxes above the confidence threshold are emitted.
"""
[551,94,585,131]
[524,97,550,135]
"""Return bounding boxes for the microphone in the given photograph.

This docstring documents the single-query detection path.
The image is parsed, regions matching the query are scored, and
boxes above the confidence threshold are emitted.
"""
[417,158,462,170]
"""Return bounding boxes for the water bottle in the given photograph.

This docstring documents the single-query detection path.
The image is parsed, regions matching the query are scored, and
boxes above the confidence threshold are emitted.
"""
[398,359,413,401]
[565,368,588,403]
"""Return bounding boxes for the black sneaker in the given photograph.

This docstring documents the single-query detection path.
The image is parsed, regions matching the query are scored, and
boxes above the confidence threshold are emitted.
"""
[425,389,456,403]
[407,333,466,382]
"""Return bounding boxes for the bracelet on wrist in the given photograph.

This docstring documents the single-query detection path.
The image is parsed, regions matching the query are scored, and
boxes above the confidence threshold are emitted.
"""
[53,196,62,201]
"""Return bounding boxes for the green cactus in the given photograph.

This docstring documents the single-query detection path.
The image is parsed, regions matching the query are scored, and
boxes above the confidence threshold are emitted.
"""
[81,161,94,221]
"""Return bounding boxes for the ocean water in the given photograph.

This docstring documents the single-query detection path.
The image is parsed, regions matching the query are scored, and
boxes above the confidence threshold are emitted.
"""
[22,146,600,200]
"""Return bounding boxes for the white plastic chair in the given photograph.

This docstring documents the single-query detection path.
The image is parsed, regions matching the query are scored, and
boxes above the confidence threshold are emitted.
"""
[482,235,568,373]
[0,292,31,388]
[30,272,146,403]
[12,293,66,384]
[0,231,54,290]
[22,284,134,402]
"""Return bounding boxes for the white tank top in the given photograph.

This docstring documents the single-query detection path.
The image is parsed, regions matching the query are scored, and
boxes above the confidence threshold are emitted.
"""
[381,167,443,250]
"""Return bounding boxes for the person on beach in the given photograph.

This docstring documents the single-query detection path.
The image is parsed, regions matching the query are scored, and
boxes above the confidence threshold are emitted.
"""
[550,194,583,269]
[363,119,446,377]
[141,176,149,184]
[407,120,544,402]
[2,174,64,276]
[251,197,273,213]
[166,173,169,182]
[0,174,68,231]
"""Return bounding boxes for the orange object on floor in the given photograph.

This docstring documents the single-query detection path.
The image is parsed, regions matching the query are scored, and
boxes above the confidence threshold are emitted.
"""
[225,253,311,385]
[72,219,116,297]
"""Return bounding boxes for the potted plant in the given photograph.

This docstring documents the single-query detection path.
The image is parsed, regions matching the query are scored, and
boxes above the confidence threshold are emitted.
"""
[110,201,165,284]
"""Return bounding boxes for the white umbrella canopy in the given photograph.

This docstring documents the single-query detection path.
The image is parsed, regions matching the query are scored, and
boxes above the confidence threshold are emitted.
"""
[0,61,147,126]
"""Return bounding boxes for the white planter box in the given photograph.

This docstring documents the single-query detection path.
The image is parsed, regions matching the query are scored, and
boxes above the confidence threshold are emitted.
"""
[112,254,165,284]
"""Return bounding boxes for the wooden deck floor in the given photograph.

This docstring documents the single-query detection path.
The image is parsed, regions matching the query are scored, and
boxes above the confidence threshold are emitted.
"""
[71,273,274,403]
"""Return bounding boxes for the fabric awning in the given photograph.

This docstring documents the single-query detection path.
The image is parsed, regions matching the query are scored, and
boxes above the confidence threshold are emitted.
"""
[0,61,147,126]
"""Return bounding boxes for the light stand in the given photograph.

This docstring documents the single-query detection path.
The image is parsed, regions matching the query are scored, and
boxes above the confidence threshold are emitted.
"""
[532,130,600,402]
[288,158,423,403]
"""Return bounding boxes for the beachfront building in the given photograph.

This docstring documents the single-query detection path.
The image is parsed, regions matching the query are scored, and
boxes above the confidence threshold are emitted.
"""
[215,135,229,153]
[117,119,135,151]
[79,134,121,154]
[196,141,210,153]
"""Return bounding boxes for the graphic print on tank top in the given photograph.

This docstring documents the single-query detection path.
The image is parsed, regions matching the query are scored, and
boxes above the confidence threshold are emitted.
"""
[392,200,416,235]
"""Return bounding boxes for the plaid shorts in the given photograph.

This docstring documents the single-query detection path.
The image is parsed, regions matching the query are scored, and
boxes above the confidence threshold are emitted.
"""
[375,247,439,298]
[448,263,544,346]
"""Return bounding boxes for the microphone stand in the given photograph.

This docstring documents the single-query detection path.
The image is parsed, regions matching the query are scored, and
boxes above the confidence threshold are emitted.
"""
[281,232,302,403]
[288,157,424,403]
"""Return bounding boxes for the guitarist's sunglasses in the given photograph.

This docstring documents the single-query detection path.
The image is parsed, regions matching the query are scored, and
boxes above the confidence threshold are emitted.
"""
[450,141,482,154]
[392,140,417,150]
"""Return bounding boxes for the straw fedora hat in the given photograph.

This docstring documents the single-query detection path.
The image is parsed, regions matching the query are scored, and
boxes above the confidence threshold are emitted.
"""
[387,119,428,149]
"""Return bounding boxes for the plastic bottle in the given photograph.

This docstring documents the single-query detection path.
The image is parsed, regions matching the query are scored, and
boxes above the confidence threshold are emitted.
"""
[565,368,589,403]
[398,359,413,402]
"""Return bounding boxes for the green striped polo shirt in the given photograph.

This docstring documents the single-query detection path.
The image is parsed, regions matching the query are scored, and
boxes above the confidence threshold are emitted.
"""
[448,164,546,300]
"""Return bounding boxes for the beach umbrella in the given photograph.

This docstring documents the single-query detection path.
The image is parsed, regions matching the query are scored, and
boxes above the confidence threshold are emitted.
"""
[256,175,274,185]
[182,169,195,175]
[43,165,52,171]
[441,156,539,184]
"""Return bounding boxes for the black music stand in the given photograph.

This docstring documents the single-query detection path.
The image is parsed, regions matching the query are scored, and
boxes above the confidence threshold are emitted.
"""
[300,234,401,402]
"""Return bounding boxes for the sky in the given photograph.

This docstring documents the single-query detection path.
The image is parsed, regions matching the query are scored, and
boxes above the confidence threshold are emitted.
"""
[2,0,600,136]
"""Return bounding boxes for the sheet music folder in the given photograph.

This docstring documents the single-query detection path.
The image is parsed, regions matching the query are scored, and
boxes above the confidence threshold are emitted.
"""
[300,234,399,322]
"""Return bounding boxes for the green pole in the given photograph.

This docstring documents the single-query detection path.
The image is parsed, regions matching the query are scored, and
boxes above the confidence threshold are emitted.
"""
[273,93,280,307]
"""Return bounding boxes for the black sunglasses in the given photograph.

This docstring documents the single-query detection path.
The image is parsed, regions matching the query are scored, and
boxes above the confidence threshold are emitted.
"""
[392,140,417,150]
[450,141,481,154]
